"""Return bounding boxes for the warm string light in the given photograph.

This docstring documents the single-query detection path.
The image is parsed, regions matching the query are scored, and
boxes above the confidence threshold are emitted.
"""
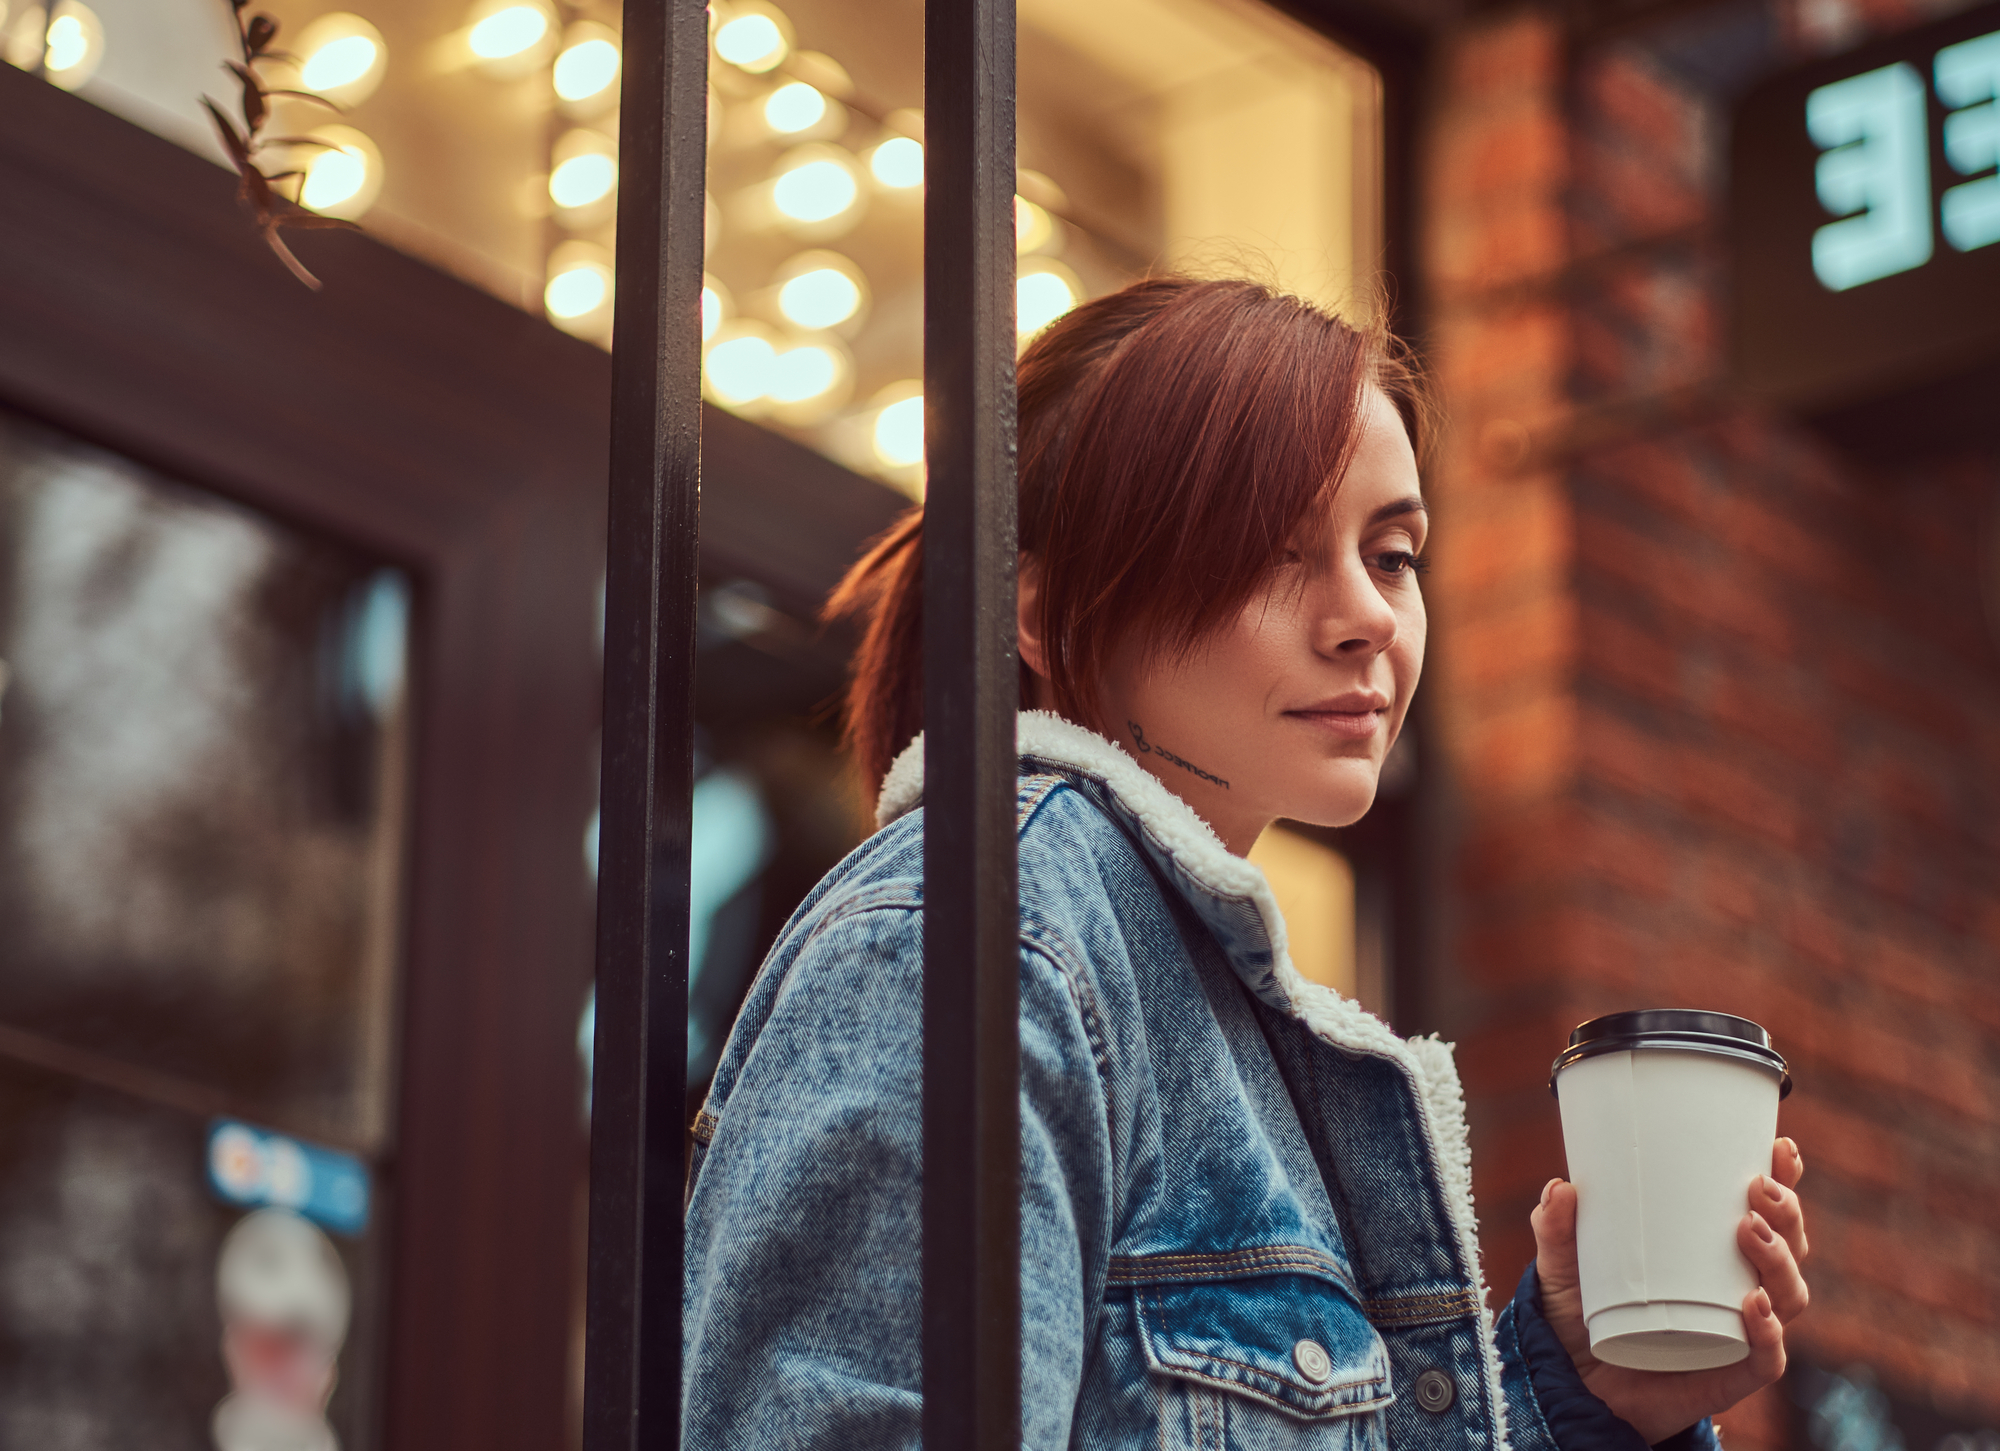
[294,13,387,107]
[519,0,1092,484]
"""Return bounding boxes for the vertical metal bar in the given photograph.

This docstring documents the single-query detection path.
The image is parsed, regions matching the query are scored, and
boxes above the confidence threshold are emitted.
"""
[584,0,705,1447]
[922,0,1020,1444]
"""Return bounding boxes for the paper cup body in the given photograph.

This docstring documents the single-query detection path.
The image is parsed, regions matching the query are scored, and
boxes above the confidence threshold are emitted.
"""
[1556,1047,1781,1371]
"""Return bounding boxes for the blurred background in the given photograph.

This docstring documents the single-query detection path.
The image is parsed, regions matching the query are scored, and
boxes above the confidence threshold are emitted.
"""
[0,0,1992,1446]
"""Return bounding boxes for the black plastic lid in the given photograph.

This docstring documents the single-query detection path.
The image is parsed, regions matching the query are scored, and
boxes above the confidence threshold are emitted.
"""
[1549,1009,1791,1099]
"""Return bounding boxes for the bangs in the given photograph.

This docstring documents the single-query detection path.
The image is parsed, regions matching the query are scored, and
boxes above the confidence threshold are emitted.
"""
[1021,279,1407,729]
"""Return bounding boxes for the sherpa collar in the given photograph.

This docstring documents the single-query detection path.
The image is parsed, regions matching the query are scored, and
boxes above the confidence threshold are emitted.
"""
[875,710,1510,1449]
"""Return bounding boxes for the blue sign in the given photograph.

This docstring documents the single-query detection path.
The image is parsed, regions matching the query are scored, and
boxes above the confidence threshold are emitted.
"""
[206,1119,371,1237]
[1732,0,2000,427]
[1806,31,2000,291]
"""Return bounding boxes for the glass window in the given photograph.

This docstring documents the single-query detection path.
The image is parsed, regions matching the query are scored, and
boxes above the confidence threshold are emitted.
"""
[0,408,406,1450]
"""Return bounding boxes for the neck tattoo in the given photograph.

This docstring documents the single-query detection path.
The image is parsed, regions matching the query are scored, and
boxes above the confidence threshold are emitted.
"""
[1128,721,1230,789]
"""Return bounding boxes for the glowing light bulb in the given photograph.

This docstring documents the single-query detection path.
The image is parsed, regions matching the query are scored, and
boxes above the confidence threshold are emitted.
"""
[772,157,856,223]
[769,344,839,404]
[470,4,548,59]
[45,12,85,68]
[873,395,924,468]
[303,146,368,211]
[546,264,610,319]
[714,12,785,72]
[777,266,861,329]
[40,1,101,87]
[555,35,619,102]
[550,152,617,208]
[302,34,377,91]
[764,81,825,134]
[292,126,381,218]
[292,15,385,104]
[870,136,923,188]
[705,330,778,406]
[1017,268,1078,337]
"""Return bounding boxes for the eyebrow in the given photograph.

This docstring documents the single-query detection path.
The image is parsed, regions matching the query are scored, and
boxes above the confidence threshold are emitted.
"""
[1369,495,1428,525]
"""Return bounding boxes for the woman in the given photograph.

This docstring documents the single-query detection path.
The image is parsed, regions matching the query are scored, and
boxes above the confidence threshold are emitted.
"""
[682,278,1808,1448]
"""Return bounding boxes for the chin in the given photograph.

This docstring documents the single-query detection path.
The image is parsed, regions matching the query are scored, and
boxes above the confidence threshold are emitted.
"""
[1284,759,1381,830]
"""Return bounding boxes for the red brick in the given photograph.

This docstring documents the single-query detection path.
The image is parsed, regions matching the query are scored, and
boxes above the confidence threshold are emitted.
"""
[1444,14,1563,102]
[1577,707,1676,804]
[1573,810,1681,899]
[1458,806,1579,895]
[1692,851,1770,926]
[1465,691,1579,804]
[1581,610,1683,710]
[1448,589,1579,699]
[1776,1096,1906,1194]
[1834,1218,1996,1324]
[1708,670,1842,776]
[1583,52,1702,174]
[1712,492,1849,594]
[1588,437,1713,528]
[1674,745,1802,849]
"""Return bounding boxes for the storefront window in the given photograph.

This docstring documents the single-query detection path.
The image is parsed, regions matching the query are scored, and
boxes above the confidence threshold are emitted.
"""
[0,408,407,1450]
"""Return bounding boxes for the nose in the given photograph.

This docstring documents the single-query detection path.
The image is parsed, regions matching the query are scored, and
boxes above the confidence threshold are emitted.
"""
[1310,557,1399,659]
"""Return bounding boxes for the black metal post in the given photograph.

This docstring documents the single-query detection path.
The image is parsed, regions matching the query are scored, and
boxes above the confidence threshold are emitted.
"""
[583,0,706,1447]
[922,0,1021,1445]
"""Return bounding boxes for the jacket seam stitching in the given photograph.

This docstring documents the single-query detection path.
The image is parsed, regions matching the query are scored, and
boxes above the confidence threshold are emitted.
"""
[1017,919,1123,1216]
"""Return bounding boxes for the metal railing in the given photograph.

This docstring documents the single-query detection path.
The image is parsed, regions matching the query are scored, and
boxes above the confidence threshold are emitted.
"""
[582,0,1023,1443]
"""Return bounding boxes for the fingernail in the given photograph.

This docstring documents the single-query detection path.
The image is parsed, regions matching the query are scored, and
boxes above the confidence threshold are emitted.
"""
[1758,1289,1773,1317]
[1541,1178,1557,1206]
[1752,1213,1775,1243]
[1763,1176,1785,1202]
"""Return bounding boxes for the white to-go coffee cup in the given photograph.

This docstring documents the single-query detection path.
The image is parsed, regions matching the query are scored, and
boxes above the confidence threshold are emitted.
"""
[1551,1010,1792,1373]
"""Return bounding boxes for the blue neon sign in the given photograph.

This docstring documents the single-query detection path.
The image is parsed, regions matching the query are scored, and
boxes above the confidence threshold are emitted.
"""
[1809,29,2000,289]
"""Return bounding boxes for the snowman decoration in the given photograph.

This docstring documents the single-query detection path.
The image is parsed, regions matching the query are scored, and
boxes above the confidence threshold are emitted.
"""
[212,1208,350,1451]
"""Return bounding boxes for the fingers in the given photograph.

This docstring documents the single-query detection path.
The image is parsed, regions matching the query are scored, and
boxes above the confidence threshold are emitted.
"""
[1738,1210,1810,1322]
[1773,1136,1804,1188]
[1739,1286,1787,1383]
[1530,1179,1578,1273]
[1749,1172,1809,1264]
[1531,1178,1594,1363]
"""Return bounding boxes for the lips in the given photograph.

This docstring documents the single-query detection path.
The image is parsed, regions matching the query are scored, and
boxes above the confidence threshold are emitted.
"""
[1284,692,1389,739]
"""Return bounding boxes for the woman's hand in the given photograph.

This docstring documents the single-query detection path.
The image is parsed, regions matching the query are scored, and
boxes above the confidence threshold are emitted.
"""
[1528,1137,1809,1445]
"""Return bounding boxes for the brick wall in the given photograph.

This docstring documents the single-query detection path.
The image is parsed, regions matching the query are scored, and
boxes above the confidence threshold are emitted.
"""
[1419,4,2000,1443]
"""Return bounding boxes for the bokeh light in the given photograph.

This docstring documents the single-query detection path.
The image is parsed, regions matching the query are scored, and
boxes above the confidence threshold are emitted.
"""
[469,4,549,59]
[554,26,620,106]
[776,254,864,330]
[714,9,787,72]
[772,152,858,225]
[764,82,826,135]
[869,136,923,189]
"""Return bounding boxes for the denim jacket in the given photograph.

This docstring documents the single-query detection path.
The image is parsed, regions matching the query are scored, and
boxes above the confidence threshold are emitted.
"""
[684,712,1718,1451]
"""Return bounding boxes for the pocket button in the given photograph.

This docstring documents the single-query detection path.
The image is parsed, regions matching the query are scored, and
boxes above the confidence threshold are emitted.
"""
[1413,1368,1456,1413]
[1292,1338,1333,1385]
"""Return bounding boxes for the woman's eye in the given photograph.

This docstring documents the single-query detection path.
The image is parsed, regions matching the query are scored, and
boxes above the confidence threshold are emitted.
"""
[1374,550,1427,576]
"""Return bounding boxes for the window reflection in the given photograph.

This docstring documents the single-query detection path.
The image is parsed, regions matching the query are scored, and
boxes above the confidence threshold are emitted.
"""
[0,410,410,1150]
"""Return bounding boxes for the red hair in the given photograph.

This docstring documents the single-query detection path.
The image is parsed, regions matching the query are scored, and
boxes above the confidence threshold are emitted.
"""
[826,276,1426,793]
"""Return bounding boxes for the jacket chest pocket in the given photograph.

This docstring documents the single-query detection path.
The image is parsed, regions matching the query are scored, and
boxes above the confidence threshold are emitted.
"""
[1129,1268,1392,1450]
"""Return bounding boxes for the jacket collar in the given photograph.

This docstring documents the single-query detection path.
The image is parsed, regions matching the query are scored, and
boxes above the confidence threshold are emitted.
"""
[878,710,1410,1057]
[875,710,1508,1447]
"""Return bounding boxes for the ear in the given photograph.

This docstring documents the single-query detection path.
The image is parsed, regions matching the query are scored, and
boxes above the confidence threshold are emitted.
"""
[1017,553,1050,681]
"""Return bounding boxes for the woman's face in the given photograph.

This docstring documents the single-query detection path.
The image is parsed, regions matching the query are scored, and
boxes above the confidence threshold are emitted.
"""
[1091,387,1427,855]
